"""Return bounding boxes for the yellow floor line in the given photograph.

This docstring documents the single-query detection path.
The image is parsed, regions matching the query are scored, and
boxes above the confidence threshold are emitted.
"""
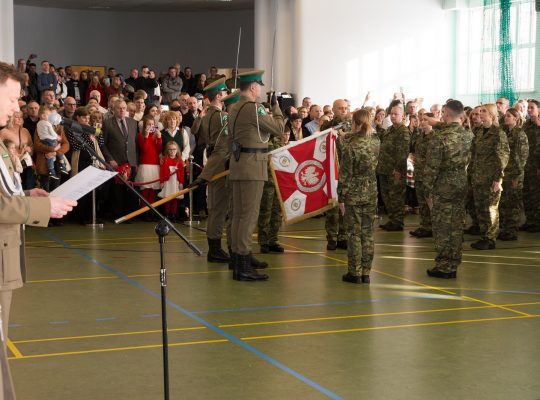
[27,264,344,284]
[283,243,532,317]
[13,326,206,344]
[219,301,540,328]
[382,255,540,268]
[9,339,228,360]
[241,314,539,341]
[6,339,23,358]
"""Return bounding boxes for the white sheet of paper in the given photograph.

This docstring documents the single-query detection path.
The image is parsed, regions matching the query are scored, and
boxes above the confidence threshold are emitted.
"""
[50,166,117,201]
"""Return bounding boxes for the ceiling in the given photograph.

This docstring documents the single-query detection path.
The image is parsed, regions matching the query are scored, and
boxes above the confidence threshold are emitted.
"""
[14,0,254,12]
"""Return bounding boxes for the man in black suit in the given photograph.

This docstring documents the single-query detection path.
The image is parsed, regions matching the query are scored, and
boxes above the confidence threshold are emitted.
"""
[102,99,139,218]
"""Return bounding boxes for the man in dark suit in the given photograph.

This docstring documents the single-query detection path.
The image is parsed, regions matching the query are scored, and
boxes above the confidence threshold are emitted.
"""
[102,99,139,218]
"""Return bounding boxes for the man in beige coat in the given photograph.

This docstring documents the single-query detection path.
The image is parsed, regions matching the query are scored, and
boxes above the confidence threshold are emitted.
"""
[0,61,76,399]
[228,70,284,281]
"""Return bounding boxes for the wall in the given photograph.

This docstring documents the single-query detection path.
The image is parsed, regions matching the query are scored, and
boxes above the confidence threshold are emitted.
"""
[13,5,255,76]
[282,0,453,109]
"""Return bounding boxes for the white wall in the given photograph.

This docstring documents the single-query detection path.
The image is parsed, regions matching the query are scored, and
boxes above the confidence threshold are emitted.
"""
[0,0,15,63]
[285,0,453,109]
[13,5,255,76]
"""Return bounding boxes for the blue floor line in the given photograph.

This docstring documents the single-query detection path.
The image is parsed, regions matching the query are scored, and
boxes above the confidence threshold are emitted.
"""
[44,232,343,400]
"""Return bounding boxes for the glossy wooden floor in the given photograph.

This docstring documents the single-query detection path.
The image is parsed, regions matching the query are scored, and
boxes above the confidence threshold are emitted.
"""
[9,216,540,400]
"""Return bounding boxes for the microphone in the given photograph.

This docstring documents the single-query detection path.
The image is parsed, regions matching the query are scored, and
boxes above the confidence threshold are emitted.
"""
[61,117,97,135]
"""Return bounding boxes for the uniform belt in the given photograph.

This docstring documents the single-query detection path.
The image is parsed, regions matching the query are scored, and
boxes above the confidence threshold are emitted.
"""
[240,147,268,154]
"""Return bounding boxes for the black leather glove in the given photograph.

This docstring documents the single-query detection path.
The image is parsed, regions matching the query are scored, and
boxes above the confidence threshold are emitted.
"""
[187,177,208,189]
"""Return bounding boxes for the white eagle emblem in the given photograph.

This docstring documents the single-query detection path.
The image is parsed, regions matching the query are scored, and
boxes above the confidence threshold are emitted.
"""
[300,166,320,186]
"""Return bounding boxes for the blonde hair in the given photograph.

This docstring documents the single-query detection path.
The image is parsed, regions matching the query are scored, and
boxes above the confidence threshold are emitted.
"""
[352,109,374,136]
[162,111,180,128]
[164,140,181,161]
[7,111,23,129]
[481,103,499,126]
[505,107,523,128]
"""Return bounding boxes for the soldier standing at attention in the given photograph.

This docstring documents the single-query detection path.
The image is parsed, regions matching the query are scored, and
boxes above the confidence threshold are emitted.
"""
[338,109,380,284]
[470,104,510,250]
[376,105,410,231]
[424,100,474,279]
[189,77,231,263]
[521,99,540,232]
[320,99,351,250]
[228,71,284,281]
[464,106,483,235]
[409,112,435,238]
[498,108,528,241]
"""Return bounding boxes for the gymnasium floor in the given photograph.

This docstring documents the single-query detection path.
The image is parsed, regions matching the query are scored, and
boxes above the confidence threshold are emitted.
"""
[8,216,540,400]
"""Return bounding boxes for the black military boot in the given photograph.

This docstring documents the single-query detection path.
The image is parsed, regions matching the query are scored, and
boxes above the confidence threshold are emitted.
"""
[250,253,268,269]
[235,254,269,281]
[426,268,456,279]
[327,240,337,250]
[207,238,230,263]
[337,240,348,250]
[470,239,495,250]
[228,247,234,270]
[230,252,239,279]
[268,243,285,253]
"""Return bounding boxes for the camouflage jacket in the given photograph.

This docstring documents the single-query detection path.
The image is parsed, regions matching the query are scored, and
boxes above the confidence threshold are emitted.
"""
[337,133,380,205]
[471,125,510,184]
[375,123,410,176]
[411,130,433,182]
[423,123,473,200]
[523,120,540,173]
[502,126,529,182]
[321,116,352,160]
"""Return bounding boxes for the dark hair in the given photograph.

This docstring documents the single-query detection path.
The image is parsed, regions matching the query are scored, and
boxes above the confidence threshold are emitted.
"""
[0,61,24,85]
[528,99,540,108]
[289,113,302,121]
[207,91,221,102]
[445,100,464,116]
[506,108,523,128]
[352,109,373,136]
[239,81,254,91]
[73,106,89,119]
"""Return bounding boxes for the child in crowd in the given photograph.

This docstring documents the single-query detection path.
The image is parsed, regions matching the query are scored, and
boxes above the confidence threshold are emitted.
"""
[36,106,68,179]
[135,116,162,218]
[158,141,185,221]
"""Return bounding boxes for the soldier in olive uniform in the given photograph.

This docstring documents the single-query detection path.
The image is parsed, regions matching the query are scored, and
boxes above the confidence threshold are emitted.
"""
[521,100,540,232]
[190,78,231,263]
[499,108,528,240]
[0,61,76,399]
[257,133,284,254]
[228,71,284,281]
[470,104,510,250]
[320,99,351,250]
[376,105,410,231]
[424,100,474,278]
[409,112,434,238]
[464,107,482,235]
[338,109,380,284]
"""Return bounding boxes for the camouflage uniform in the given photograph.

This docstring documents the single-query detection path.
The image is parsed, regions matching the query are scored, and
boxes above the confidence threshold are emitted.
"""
[257,135,283,248]
[522,120,540,229]
[499,126,529,237]
[411,129,433,232]
[321,117,351,244]
[423,123,474,273]
[337,132,380,277]
[376,123,410,227]
[471,125,510,241]
[465,127,481,231]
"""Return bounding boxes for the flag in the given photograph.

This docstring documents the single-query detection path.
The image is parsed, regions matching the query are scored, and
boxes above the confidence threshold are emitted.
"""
[270,127,338,225]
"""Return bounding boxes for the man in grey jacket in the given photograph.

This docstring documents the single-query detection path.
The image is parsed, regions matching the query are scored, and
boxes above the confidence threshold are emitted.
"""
[161,66,183,105]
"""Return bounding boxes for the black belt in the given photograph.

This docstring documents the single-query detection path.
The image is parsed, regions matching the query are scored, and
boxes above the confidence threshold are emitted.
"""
[240,147,268,153]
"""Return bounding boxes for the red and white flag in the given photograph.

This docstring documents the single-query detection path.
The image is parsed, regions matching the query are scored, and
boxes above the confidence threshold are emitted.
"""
[270,127,338,225]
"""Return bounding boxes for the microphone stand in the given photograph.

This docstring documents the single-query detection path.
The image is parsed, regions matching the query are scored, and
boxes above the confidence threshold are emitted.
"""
[68,124,202,400]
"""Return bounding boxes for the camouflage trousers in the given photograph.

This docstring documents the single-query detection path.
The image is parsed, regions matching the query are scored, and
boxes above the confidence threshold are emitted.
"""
[499,181,523,235]
[473,184,502,241]
[523,171,540,225]
[257,180,282,246]
[378,174,406,226]
[415,181,432,231]
[432,194,466,272]
[325,206,346,242]
[344,203,376,276]
[207,177,231,245]
[466,175,478,227]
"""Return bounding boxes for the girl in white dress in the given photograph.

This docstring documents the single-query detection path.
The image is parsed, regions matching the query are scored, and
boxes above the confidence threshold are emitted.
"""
[158,141,185,220]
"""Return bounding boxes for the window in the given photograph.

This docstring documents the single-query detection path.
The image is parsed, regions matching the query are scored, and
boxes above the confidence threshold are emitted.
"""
[455,0,536,98]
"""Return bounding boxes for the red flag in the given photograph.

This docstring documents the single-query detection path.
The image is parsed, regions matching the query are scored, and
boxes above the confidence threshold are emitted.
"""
[270,128,338,225]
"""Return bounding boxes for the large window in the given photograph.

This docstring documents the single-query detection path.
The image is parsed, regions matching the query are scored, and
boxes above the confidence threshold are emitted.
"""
[456,0,536,98]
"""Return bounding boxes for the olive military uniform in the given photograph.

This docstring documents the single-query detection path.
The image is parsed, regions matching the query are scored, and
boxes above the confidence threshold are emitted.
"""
[338,132,380,281]
[423,123,474,275]
[522,120,540,231]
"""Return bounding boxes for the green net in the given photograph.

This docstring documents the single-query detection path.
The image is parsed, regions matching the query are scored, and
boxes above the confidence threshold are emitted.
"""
[478,0,535,105]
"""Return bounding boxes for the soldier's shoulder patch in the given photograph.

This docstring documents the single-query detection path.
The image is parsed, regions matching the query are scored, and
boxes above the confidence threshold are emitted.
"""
[257,104,267,116]
[221,114,228,123]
